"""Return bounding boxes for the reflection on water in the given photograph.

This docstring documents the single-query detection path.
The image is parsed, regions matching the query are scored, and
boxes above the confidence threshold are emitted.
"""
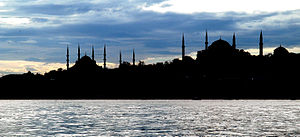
[0,100,299,136]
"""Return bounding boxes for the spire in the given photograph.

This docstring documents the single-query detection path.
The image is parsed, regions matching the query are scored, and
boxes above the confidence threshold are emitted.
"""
[259,30,263,56]
[103,44,106,69]
[92,45,95,61]
[182,33,185,60]
[132,49,135,66]
[78,43,80,61]
[205,30,208,50]
[119,50,122,66]
[66,45,69,70]
[232,33,236,49]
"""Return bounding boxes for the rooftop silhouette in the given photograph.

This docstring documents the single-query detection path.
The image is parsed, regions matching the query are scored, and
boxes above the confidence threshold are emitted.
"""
[1,30,300,99]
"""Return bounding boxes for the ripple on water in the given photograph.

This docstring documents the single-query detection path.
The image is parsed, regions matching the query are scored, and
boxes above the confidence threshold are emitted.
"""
[0,100,299,136]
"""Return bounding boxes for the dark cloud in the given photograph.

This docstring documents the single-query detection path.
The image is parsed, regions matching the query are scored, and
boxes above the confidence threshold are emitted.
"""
[31,18,49,23]
[18,3,92,15]
[25,66,38,72]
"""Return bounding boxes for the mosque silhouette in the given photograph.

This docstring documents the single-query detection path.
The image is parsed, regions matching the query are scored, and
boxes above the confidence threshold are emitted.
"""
[1,30,300,99]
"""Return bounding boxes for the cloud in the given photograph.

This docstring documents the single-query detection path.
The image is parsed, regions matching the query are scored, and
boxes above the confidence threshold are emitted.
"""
[20,40,37,44]
[236,10,300,30]
[0,0,299,71]
[143,51,197,64]
[0,17,31,26]
[0,2,5,7]
[142,0,300,14]
[245,46,300,55]
[0,59,120,77]
[96,62,118,69]
[0,60,66,76]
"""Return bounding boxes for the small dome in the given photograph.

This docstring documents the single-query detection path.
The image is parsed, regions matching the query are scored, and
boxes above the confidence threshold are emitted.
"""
[274,45,289,56]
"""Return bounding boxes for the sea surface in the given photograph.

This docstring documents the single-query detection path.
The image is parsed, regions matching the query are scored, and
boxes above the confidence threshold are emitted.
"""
[0,100,299,136]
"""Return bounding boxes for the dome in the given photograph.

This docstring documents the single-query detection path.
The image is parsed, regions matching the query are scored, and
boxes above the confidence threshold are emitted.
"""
[71,55,100,72]
[208,39,232,50]
[206,39,234,56]
[274,45,289,56]
[80,55,93,62]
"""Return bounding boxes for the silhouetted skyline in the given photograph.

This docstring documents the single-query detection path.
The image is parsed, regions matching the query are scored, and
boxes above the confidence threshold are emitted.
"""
[1,30,299,99]
[62,30,269,68]
[1,0,300,77]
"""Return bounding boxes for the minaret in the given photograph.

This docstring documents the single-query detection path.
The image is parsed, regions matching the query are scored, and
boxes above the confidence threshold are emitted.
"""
[92,45,95,61]
[119,50,122,66]
[232,33,236,49]
[103,44,106,69]
[66,45,69,70]
[182,33,185,60]
[205,30,208,50]
[132,49,135,66]
[259,30,263,56]
[78,43,80,61]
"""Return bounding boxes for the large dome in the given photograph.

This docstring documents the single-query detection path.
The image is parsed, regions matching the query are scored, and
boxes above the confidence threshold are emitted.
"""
[196,38,251,59]
[71,55,100,72]
[208,39,232,50]
[206,39,235,56]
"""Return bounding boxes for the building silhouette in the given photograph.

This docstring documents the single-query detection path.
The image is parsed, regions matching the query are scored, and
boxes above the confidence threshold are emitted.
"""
[232,33,236,49]
[182,33,185,60]
[103,44,107,69]
[1,30,300,99]
[66,45,69,70]
[119,50,122,66]
[78,44,81,61]
[133,49,135,66]
[92,45,95,61]
[259,30,263,56]
[274,45,289,56]
[205,30,208,50]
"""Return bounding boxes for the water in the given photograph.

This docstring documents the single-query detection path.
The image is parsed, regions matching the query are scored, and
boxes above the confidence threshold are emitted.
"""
[0,100,299,136]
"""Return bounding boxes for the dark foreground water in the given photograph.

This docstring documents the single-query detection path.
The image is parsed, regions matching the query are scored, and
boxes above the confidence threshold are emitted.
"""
[0,100,299,136]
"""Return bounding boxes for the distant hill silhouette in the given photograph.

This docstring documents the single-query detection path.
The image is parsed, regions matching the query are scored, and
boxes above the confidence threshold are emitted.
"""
[1,31,300,99]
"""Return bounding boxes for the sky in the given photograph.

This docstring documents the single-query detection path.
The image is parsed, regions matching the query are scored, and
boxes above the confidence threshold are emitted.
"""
[1,0,300,76]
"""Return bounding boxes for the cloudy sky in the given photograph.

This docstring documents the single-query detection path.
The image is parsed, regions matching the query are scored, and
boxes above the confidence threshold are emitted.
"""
[0,0,300,75]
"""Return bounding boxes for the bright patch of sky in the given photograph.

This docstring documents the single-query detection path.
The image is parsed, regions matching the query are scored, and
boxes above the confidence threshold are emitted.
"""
[142,0,300,14]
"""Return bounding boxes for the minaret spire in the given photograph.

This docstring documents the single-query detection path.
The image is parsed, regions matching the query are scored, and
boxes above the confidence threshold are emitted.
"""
[232,33,236,49]
[103,44,106,69]
[182,33,185,60]
[119,50,122,66]
[132,49,135,66]
[92,45,95,61]
[259,30,263,56]
[78,43,80,61]
[66,45,69,70]
[205,30,208,50]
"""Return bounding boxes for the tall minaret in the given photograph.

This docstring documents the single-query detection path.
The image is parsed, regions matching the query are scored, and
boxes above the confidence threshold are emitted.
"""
[92,45,95,61]
[103,44,106,69]
[78,43,80,61]
[119,50,122,66]
[132,49,135,66]
[232,33,236,49]
[205,30,208,50]
[66,45,69,70]
[182,33,185,60]
[259,30,263,56]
